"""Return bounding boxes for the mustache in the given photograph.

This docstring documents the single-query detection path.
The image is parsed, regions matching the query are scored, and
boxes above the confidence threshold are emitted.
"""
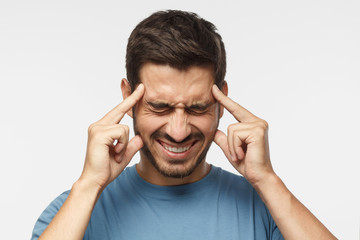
[151,131,204,144]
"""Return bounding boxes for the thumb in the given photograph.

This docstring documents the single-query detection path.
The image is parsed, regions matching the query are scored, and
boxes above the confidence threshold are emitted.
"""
[213,130,232,161]
[123,135,144,163]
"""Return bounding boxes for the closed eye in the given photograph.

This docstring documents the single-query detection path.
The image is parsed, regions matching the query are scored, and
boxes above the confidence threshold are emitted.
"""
[150,108,172,114]
[146,101,213,115]
[186,109,206,115]
[186,103,211,115]
[147,101,172,114]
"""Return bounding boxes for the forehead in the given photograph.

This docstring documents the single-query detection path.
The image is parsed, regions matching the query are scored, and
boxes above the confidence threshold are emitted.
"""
[139,63,215,104]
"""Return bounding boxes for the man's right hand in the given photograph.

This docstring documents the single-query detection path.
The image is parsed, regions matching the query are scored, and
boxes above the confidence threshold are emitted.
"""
[38,84,145,240]
[80,83,145,191]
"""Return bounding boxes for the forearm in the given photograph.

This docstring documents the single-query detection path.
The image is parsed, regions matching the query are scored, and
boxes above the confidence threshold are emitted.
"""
[254,173,337,240]
[38,178,102,240]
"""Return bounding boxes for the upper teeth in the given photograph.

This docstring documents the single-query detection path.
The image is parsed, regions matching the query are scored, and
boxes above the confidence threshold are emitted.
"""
[163,145,190,153]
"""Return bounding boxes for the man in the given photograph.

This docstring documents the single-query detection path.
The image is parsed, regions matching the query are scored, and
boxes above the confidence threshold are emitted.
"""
[32,10,336,239]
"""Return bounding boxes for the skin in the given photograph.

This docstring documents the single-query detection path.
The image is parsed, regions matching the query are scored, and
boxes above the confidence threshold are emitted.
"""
[121,63,223,186]
[39,83,145,240]
[38,63,337,240]
[211,86,337,239]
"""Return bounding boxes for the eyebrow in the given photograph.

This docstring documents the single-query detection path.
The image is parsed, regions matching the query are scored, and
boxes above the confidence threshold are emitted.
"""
[146,101,213,110]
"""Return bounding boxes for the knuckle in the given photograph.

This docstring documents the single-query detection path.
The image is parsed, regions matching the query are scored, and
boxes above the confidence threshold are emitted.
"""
[227,123,238,133]
[254,124,267,138]
[88,123,105,141]
[119,125,129,135]
[123,125,130,132]
[255,126,265,136]
[88,123,98,135]
[260,119,269,129]
[255,119,269,130]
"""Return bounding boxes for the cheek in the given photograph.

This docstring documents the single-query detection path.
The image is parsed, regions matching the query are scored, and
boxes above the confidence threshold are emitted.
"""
[197,106,220,134]
[135,111,166,137]
[190,114,219,136]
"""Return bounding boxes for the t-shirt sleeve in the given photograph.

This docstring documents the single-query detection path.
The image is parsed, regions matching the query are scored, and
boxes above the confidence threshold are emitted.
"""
[31,190,70,240]
[272,227,284,240]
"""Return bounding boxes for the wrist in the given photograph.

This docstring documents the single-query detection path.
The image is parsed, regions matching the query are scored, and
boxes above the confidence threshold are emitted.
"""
[252,172,287,202]
[252,172,294,221]
[250,169,277,190]
[72,176,104,202]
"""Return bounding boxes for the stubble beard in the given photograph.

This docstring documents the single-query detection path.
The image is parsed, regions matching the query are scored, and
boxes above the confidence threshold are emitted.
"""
[132,104,220,179]
[140,135,213,178]
[133,120,214,179]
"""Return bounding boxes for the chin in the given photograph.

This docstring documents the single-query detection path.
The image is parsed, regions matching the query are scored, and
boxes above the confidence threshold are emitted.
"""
[157,160,200,178]
[141,141,211,179]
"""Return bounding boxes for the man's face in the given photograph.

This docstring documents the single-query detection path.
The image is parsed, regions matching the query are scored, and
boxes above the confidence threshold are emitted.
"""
[132,63,221,179]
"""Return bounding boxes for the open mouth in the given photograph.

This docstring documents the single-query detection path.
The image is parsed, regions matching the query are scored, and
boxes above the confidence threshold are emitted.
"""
[163,145,191,153]
[158,140,196,154]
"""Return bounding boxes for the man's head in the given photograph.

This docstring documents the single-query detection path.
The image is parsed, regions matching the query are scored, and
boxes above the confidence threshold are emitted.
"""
[122,10,227,182]
[126,10,226,91]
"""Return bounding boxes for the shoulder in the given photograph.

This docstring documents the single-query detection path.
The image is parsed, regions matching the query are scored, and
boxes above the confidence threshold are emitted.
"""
[102,165,135,195]
[212,165,253,192]
[211,165,267,207]
[31,190,70,239]
[213,166,283,238]
[37,190,70,219]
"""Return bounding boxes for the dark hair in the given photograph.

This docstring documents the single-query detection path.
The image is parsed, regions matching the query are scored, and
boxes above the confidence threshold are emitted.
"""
[126,10,226,91]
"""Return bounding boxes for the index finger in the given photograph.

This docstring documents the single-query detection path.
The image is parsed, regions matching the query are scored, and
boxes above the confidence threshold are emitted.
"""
[212,84,256,122]
[100,84,145,124]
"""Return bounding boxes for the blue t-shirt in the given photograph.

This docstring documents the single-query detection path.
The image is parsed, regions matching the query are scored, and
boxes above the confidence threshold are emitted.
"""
[32,165,284,239]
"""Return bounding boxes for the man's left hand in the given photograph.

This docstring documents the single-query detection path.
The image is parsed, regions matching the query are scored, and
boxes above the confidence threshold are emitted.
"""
[212,84,275,186]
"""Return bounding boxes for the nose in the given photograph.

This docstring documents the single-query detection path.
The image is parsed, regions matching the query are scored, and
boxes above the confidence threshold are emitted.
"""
[166,109,191,143]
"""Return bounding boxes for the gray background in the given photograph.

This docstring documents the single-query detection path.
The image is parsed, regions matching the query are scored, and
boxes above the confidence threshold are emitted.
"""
[0,0,359,239]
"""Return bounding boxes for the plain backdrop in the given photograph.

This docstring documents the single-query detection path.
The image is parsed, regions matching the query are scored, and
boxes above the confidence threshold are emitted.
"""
[0,0,359,239]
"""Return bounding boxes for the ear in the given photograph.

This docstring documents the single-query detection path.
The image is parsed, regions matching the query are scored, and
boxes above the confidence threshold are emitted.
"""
[121,78,134,118]
[219,81,228,118]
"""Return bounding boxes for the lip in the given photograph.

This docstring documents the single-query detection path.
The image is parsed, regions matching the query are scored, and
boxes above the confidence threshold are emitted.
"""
[157,140,197,159]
